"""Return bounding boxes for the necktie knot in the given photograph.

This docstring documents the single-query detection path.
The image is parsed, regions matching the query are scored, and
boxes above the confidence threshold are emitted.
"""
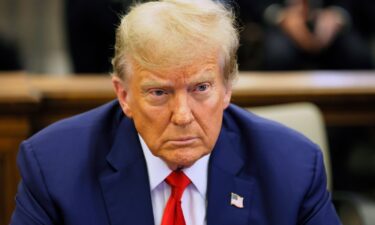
[165,171,191,200]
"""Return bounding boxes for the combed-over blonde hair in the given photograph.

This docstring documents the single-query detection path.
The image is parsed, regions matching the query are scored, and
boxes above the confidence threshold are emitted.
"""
[112,0,239,84]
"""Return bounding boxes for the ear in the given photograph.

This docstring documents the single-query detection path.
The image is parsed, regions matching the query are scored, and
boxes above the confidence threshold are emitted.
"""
[223,84,232,109]
[112,76,133,118]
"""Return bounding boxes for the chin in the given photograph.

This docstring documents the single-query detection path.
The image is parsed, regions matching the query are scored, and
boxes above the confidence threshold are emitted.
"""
[160,145,212,169]
[169,152,208,170]
[165,158,195,170]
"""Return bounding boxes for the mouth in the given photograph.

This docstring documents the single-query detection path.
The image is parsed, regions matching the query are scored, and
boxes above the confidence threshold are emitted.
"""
[167,137,198,146]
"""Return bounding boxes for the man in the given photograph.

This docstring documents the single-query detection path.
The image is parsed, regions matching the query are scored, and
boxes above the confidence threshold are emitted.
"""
[11,0,341,224]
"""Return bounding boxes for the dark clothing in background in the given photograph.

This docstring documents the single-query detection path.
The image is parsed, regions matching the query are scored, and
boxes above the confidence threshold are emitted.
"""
[0,37,22,71]
[235,0,374,70]
[65,0,132,73]
[262,26,373,70]
[237,0,351,24]
[352,0,375,38]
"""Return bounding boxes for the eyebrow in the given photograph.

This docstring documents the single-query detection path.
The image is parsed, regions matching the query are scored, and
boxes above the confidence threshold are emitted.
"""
[139,68,217,89]
[190,71,216,84]
[140,79,172,90]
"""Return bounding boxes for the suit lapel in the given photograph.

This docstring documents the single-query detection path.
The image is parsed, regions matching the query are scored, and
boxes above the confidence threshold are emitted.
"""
[207,126,254,225]
[99,118,154,225]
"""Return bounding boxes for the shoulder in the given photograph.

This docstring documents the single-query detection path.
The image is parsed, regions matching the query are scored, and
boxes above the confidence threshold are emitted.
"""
[223,104,318,149]
[18,100,126,184]
[222,104,338,224]
[27,100,122,149]
[223,103,322,176]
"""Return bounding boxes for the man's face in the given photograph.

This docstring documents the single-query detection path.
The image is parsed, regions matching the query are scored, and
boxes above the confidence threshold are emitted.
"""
[113,55,232,170]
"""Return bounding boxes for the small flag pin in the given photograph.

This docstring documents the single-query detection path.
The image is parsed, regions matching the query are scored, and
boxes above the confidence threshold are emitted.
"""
[230,192,244,208]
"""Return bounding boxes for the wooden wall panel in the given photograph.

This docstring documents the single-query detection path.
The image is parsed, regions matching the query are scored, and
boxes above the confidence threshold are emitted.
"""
[0,74,38,225]
[0,118,30,225]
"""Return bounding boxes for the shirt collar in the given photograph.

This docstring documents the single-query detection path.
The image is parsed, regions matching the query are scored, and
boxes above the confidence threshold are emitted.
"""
[139,134,209,198]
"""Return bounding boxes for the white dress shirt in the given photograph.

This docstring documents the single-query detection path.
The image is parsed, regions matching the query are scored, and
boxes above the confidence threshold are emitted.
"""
[139,135,209,225]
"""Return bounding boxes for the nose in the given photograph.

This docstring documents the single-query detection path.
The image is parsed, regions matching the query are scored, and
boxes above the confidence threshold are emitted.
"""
[171,93,194,126]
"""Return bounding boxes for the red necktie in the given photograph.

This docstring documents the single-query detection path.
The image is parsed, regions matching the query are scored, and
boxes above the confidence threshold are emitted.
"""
[161,171,191,225]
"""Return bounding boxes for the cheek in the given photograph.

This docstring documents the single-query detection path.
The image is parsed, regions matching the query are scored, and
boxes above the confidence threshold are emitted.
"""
[133,106,168,132]
[131,104,171,146]
[194,95,225,140]
[202,90,228,114]
[128,93,161,122]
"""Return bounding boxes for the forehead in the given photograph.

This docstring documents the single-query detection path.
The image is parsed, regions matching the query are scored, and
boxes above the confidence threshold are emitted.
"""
[130,54,223,84]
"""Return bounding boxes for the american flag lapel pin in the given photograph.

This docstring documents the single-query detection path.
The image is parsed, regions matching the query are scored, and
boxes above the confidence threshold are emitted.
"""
[230,192,244,208]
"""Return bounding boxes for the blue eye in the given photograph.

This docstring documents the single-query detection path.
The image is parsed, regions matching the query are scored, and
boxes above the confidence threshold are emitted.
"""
[151,89,166,96]
[196,84,209,92]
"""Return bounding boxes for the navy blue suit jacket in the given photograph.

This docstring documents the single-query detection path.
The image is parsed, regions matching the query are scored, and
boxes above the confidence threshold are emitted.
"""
[11,100,341,225]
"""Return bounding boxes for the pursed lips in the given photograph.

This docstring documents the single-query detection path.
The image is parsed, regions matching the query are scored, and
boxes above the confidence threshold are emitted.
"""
[166,136,199,146]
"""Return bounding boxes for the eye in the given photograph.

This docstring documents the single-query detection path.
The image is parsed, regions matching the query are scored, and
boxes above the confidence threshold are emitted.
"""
[150,89,167,96]
[146,88,169,105]
[194,83,210,92]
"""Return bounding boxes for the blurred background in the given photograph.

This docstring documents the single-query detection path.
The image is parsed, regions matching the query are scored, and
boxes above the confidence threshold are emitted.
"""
[0,0,375,224]
[1,0,375,73]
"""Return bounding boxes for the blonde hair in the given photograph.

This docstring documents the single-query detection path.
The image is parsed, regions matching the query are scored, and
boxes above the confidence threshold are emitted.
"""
[112,0,239,84]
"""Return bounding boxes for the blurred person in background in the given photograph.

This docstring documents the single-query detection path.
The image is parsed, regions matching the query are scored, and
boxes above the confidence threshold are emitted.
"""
[65,0,133,73]
[235,0,374,70]
[0,36,22,71]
